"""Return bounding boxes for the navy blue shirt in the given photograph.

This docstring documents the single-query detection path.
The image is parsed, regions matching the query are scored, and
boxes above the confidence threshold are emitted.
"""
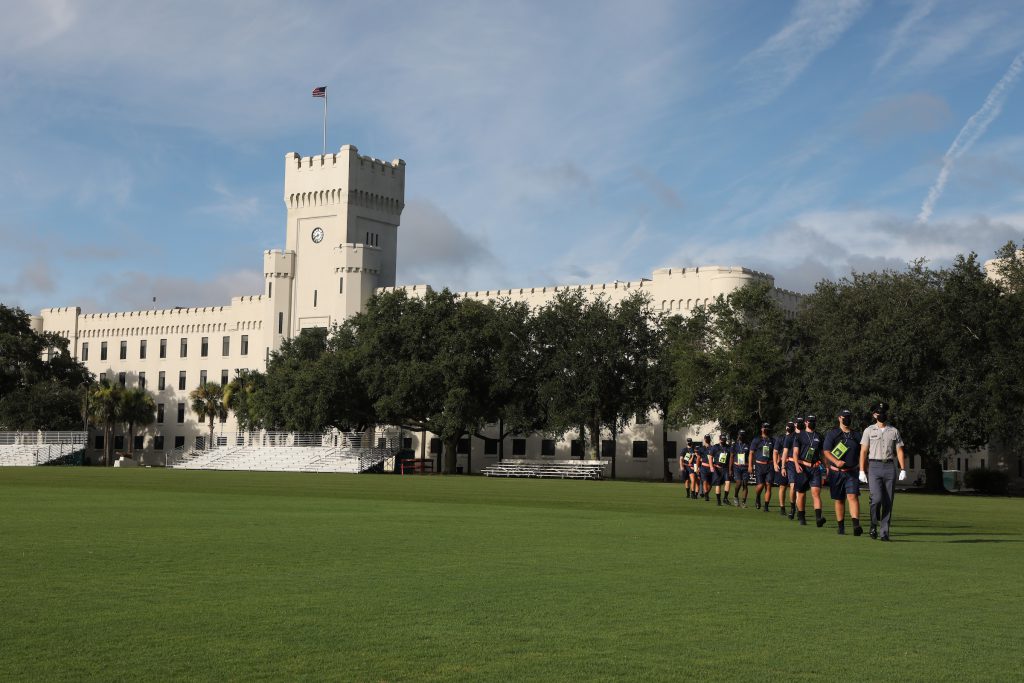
[731,441,750,467]
[750,436,774,465]
[698,445,711,467]
[795,431,823,464]
[711,444,730,468]
[823,428,861,469]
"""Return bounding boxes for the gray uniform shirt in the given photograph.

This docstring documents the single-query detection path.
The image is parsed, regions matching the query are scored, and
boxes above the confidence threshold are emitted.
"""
[860,424,904,462]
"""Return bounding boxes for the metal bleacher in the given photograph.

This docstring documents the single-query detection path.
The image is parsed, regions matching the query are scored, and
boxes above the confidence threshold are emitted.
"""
[0,432,87,467]
[167,431,397,474]
[481,459,606,480]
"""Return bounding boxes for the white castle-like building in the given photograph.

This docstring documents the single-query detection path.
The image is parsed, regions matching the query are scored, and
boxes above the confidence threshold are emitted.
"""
[33,144,811,478]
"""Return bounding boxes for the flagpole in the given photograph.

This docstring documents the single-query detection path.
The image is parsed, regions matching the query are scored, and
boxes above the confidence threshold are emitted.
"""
[322,89,327,156]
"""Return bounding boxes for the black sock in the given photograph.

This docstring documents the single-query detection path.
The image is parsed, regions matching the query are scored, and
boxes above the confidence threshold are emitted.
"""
[716,493,721,503]
[815,509,823,520]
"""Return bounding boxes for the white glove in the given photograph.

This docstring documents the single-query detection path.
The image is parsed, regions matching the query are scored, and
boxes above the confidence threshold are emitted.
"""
[858,471,868,484]
[898,469,907,482]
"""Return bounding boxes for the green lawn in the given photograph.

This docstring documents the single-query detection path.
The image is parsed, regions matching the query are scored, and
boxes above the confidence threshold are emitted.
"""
[1,469,1021,682]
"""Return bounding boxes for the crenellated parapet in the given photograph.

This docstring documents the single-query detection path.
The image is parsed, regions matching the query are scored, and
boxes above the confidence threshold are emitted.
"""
[263,249,295,278]
[284,144,405,211]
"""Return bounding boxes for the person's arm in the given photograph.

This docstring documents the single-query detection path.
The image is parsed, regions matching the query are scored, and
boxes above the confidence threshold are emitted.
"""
[859,444,868,472]
[896,445,906,471]
[793,439,802,472]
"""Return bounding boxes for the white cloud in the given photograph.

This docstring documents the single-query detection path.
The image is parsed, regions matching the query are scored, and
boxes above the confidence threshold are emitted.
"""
[397,199,497,291]
[875,0,937,70]
[738,0,870,105]
[92,268,265,313]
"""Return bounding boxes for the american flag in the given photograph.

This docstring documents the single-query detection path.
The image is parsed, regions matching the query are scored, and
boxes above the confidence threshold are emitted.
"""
[312,86,326,98]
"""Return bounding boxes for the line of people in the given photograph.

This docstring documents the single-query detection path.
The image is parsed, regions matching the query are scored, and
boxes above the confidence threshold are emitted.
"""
[677,403,908,540]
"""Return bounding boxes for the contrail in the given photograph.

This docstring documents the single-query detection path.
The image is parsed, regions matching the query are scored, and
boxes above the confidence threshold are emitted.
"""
[917,50,1024,224]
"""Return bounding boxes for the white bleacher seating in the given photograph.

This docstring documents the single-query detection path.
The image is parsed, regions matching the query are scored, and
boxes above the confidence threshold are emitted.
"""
[481,459,606,480]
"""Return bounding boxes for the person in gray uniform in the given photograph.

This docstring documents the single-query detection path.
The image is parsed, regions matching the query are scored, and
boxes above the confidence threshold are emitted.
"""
[858,402,907,542]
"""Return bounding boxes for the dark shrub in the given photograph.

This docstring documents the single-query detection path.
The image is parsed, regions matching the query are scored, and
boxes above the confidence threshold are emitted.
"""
[965,467,1010,495]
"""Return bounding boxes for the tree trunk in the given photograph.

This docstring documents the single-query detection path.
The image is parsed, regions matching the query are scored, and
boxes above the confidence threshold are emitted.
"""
[105,423,114,466]
[923,457,945,493]
[662,410,671,482]
[589,418,601,462]
[208,416,215,451]
[443,437,458,474]
[128,421,135,457]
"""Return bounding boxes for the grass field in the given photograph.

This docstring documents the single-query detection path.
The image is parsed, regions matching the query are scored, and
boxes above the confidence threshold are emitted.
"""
[1,469,1021,682]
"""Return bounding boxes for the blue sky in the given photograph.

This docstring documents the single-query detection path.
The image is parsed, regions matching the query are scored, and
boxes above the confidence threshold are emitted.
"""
[3,0,1024,313]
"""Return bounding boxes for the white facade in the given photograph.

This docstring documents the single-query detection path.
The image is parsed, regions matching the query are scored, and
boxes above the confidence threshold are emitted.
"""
[34,144,804,477]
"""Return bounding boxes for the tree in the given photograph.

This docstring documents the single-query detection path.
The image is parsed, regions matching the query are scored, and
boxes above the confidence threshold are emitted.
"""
[0,304,92,430]
[353,289,504,474]
[535,289,659,467]
[224,369,263,432]
[87,382,124,466]
[120,387,156,457]
[190,383,226,450]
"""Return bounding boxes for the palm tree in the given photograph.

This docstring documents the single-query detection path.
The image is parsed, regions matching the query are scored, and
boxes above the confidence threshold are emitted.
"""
[190,382,226,450]
[88,381,124,466]
[224,369,257,432]
[120,387,156,458]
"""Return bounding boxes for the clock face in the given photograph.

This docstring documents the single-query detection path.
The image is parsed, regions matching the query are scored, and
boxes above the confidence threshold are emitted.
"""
[311,227,324,244]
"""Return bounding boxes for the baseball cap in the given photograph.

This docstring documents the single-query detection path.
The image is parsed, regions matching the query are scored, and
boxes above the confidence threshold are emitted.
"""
[761,422,771,429]
[872,402,889,413]
[839,409,852,418]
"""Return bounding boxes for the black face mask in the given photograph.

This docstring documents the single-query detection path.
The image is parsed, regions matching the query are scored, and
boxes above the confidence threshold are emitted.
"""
[840,416,850,427]
[876,412,888,422]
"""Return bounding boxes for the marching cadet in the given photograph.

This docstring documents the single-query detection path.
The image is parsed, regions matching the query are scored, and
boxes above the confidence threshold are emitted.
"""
[774,421,793,516]
[750,423,774,512]
[786,416,803,519]
[698,434,714,501]
[678,438,692,498]
[792,415,826,527]
[859,402,907,541]
[729,429,751,507]
[711,433,730,506]
[823,409,863,536]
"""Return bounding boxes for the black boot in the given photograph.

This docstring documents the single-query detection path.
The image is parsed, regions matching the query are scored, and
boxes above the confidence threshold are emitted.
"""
[764,503,770,512]
[815,510,826,528]
[797,510,807,526]
[853,521,863,537]
[779,506,786,517]
[837,521,845,535]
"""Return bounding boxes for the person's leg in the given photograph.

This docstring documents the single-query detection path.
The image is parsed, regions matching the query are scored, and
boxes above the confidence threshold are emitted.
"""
[764,480,772,511]
[847,492,861,535]
[868,464,884,538]
[879,463,896,539]
[835,499,846,534]
[811,484,825,527]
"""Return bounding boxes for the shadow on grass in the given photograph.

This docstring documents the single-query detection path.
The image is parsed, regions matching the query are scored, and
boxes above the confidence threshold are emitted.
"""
[944,539,1023,544]
[899,530,1011,537]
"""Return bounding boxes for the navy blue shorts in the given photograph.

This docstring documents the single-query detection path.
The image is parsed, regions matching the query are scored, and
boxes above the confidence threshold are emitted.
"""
[712,468,727,486]
[773,468,787,486]
[754,464,772,484]
[700,468,713,483]
[786,463,797,485]
[829,470,860,499]
[795,466,822,492]
[733,466,748,484]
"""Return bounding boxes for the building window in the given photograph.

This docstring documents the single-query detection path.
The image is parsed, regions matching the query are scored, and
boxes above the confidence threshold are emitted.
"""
[154,435,164,451]
[571,439,584,459]
[157,403,164,423]
[313,290,318,307]
[134,435,144,450]
[402,437,413,450]
[429,438,441,454]
[635,411,648,425]
[139,339,147,359]
[119,340,127,360]
[484,438,498,455]
[268,281,272,298]
[99,372,107,383]
[201,337,209,357]
[602,440,616,458]
[221,370,229,386]
[180,338,188,358]
[94,435,104,449]
[278,312,284,334]
[158,371,166,390]
[178,371,186,391]
[114,435,124,450]
[240,335,248,356]
[81,342,89,361]
[457,438,470,454]
[666,441,677,461]
[541,439,556,456]
[177,403,185,423]
[199,370,207,386]
[174,436,185,449]
[117,372,126,388]
[633,440,648,458]
[512,438,526,456]
[160,338,167,358]
[222,336,230,356]
[138,372,146,389]
[339,277,344,294]
[100,342,108,361]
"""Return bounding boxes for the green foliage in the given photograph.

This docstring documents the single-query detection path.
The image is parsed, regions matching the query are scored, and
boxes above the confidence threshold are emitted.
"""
[0,303,92,430]
[120,387,156,456]
[189,382,226,449]
[87,382,124,465]
[965,467,1011,496]
[534,289,658,460]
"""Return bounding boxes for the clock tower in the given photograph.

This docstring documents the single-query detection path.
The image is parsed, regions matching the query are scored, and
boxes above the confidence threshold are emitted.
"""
[281,144,405,332]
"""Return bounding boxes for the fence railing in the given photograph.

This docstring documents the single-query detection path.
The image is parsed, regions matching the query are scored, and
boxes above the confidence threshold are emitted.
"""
[0,431,87,446]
